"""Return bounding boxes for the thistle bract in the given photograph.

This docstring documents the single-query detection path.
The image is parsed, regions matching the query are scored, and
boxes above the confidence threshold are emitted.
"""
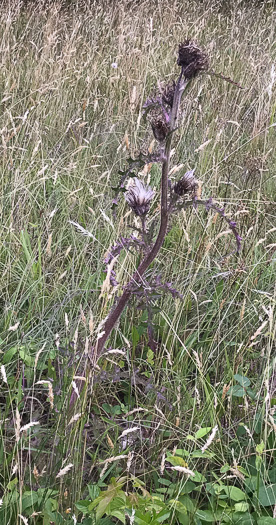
[174,169,197,196]
[125,178,154,216]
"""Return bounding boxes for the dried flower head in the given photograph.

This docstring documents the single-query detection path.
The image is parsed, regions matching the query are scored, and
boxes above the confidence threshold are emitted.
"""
[178,40,208,79]
[174,169,197,196]
[125,178,154,216]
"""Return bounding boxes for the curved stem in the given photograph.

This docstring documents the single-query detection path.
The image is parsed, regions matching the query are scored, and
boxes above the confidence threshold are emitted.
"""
[95,75,188,356]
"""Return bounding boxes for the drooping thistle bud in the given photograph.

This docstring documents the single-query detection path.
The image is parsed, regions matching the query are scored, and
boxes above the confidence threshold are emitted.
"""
[150,109,170,143]
[125,178,154,216]
[177,40,208,79]
[174,169,197,196]
[161,80,176,108]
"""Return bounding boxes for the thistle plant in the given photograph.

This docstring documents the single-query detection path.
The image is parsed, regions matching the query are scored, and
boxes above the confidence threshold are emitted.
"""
[83,40,242,357]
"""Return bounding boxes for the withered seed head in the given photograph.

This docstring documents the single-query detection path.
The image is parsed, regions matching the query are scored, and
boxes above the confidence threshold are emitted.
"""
[178,40,208,79]
[174,169,197,196]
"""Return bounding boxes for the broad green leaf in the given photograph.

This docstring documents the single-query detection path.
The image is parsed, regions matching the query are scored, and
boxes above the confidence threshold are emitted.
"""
[82,519,95,525]
[234,502,249,512]
[256,441,265,455]
[223,485,247,501]
[22,492,39,511]
[7,478,18,490]
[134,510,152,524]
[257,518,276,524]
[179,481,196,494]
[268,467,276,483]
[228,385,246,397]
[3,347,17,364]
[110,509,125,523]
[19,349,34,367]
[195,427,212,439]
[75,500,91,514]
[178,495,195,512]
[192,471,207,483]
[88,484,100,499]
[174,449,189,457]
[155,508,171,522]
[191,450,215,459]
[177,514,189,525]
[195,509,215,522]
[231,512,255,524]
[220,464,230,473]
[158,478,172,486]
[256,484,276,506]
[166,456,188,468]
[234,374,251,387]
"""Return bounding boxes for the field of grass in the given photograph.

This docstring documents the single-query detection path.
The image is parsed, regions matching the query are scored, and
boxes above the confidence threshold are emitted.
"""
[0,0,275,523]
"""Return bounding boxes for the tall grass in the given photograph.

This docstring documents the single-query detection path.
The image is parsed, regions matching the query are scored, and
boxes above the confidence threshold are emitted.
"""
[0,1,275,523]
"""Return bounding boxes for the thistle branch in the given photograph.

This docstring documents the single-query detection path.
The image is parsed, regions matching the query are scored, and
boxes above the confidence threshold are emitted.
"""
[95,72,188,356]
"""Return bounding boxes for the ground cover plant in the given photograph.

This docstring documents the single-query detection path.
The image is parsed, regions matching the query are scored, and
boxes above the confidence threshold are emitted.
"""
[0,0,275,524]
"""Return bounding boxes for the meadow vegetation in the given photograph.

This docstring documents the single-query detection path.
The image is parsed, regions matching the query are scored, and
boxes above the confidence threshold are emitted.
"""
[0,0,275,523]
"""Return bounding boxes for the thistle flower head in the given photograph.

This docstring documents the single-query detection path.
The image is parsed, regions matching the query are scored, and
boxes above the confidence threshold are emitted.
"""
[125,178,154,216]
[174,169,197,196]
[178,40,208,79]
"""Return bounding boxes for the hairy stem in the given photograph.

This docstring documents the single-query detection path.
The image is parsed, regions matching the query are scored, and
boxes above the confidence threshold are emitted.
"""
[95,73,188,356]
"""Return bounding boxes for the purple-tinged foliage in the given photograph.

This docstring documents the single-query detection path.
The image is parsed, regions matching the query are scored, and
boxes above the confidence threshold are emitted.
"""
[203,198,242,253]
[115,151,165,192]
[104,235,146,286]
[129,273,183,301]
